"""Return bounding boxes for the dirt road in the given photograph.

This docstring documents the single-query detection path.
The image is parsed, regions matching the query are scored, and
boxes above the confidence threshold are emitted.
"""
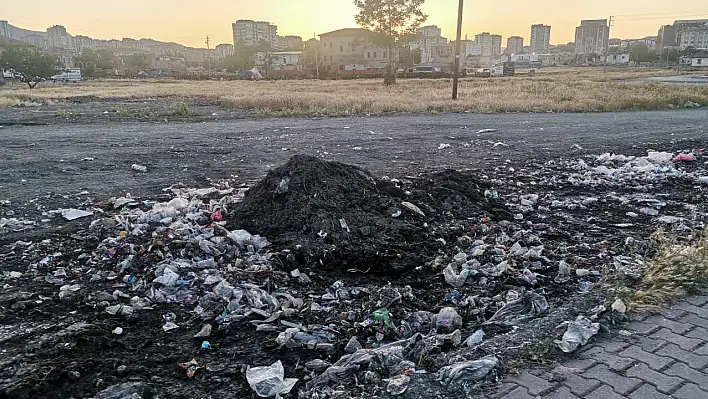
[2,110,707,213]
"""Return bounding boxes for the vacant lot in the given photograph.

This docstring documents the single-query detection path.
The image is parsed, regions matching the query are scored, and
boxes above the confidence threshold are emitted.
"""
[1,67,706,116]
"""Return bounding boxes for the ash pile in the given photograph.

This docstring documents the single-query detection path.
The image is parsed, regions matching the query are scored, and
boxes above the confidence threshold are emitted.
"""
[1,150,707,399]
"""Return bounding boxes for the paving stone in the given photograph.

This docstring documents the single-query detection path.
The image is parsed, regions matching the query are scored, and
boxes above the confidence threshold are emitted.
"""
[657,318,694,335]
[649,328,702,351]
[583,364,643,395]
[625,320,662,335]
[685,326,708,340]
[632,336,668,353]
[673,383,708,399]
[660,308,689,320]
[585,384,627,399]
[663,361,708,386]
[678,312,708,327]
[619,345,673,371]
[624,363,683,394]
[561,357,597,372]
[512,371,557,396]
[628,383,672,399]
[685,295,708,307]
[655,343,708,370]
[495,382,519,397]
[602,339,632,353]
[542,386,581,399]
[579,346,635,371]
[672,303,708,319]
[695,343,708,356]
[498,386,534,399]
[561,373,602,396]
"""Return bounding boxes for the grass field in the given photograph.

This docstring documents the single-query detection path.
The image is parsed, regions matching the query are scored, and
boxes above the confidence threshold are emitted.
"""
[1,67,706,116]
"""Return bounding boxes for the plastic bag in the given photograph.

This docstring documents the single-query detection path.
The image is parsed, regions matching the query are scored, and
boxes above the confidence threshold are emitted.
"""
[435,307,462,333]
[555,316,600,353]
[437,355,498,386]
[484,292,548,326]
[246,360,298,398]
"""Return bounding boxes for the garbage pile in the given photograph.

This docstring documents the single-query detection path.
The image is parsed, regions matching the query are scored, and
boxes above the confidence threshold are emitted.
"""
[1,151,707,399]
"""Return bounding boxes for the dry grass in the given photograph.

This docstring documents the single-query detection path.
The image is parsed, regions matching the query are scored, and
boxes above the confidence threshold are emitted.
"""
[629,229,708,311]
[0,67,706,115]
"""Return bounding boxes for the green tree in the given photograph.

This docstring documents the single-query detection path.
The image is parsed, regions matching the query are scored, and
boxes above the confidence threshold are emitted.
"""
[303,39,323,77]
[0,46,61,88]
[659,48,679,64]
[411,48,422,65]
[76,49,114,77]
[354,0,428,85]
[629,43,657,64]
[217,44,256,72]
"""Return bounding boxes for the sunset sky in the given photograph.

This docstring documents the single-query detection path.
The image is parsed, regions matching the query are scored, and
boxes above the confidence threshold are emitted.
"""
[4,0,708,47]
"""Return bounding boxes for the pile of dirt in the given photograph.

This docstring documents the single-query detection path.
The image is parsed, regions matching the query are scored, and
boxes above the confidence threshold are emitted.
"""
[230,155,509,272]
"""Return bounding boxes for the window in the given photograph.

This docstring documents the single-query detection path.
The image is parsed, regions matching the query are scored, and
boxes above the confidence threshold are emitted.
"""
[329,42,332,48]
[367,52,370,58]
[698,59,703,65]
[340,44,344,52]
[373,52,377,58]
[330,55,333,61]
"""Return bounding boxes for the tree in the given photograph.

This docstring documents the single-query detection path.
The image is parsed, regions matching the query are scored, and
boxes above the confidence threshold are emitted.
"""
[0,46,61,88]
[659,47,679,64]
[76,49,113,77]
[217,44,256,73]
[629,43,657,64]
[354,0,428,84]
[411,48,421,65]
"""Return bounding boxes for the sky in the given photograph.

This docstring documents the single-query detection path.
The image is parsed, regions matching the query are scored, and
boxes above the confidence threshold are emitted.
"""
[3,0,708,47]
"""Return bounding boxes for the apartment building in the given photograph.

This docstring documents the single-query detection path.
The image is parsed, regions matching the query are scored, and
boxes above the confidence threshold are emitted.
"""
[47,25,74,51]
[574,20,610,55]
[0,21,10,38]
[530,24,551,52]
[74,35,94,54]
[232,20,278,48]
[506,36,524,54]
[413,25,447,65]
[278,35,303,50]
[319,28,388,72]
[474,32,502,57]
[215,43,234,60]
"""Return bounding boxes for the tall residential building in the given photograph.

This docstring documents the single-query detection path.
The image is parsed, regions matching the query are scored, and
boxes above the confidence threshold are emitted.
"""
[0,21,10,38]
[416,25,447,64]
[506,36,524,54]
[215,43,234,60]
[279,35,303,50]
[530,24,551,53]
[674,20,708,50]
[232,20,278,48]
[47,25,74,51]
[657,25,677,50]
[474,32,502,57]
[574,19,610,55]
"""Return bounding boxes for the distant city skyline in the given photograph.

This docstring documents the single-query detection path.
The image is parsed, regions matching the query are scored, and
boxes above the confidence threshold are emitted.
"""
[2,0,708,47]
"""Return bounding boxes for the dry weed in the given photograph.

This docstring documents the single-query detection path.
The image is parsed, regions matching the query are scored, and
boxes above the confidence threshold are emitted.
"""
[0,67,706,115]
[629,229,708,311]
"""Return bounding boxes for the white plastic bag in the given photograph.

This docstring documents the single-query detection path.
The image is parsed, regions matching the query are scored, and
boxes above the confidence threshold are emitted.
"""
[246,360,298,398]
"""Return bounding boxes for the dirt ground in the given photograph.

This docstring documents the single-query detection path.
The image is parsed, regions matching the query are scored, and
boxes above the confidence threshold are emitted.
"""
[1,108,708,399]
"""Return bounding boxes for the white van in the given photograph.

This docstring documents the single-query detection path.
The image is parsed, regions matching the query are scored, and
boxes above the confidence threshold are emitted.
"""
[51,68,82,83]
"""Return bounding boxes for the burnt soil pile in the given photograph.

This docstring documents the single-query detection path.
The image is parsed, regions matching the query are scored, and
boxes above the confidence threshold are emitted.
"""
[230,155,509,272]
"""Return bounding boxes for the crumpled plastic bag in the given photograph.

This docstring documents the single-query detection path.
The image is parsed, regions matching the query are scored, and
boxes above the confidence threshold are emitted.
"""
[436,355,498,386]
[484,292,548,326]
[246,360,298,398]
[555,316,600,353]
[227,229,271,251]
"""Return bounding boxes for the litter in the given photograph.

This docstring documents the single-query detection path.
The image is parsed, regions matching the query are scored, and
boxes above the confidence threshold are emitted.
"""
[437,355,499,386]
[179,358,201,378]
[61,209,94,221]
[555,316,600,353]
[131,164,148,173]
[246,360,298,398]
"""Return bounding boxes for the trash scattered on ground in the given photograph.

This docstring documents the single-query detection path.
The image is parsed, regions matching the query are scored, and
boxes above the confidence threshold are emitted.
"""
[61,208,94,221]
[2,148,707,398]
[131,164,148,172]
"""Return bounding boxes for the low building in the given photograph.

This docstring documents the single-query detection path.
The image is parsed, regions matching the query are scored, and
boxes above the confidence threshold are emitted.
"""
[270,51,303,70]
[684,50,708,66]
[318,28,388,74]
[215,43,234,60]
[603,53,630,65]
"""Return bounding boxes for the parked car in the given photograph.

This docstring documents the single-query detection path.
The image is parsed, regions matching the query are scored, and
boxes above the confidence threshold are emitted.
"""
[474,68,491,78]
[51,68,82,83]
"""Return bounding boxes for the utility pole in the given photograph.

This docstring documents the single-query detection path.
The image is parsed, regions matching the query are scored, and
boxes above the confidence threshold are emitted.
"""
[314,32,320,79]
[603,16,614,73]
[205,36,212,79]
[452,0,464,100]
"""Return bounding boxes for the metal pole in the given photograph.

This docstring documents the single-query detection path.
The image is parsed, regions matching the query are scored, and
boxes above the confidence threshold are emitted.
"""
[604,16,613,73]
[314,32,320,78]
[206,36,212,79]
[452,0,464,99]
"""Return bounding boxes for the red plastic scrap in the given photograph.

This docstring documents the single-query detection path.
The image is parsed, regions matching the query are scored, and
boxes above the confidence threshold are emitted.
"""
[211,209,223,222]
[673,153,696,162]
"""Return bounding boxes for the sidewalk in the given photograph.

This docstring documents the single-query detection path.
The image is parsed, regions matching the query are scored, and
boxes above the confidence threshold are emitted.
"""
[495,295,708,398]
